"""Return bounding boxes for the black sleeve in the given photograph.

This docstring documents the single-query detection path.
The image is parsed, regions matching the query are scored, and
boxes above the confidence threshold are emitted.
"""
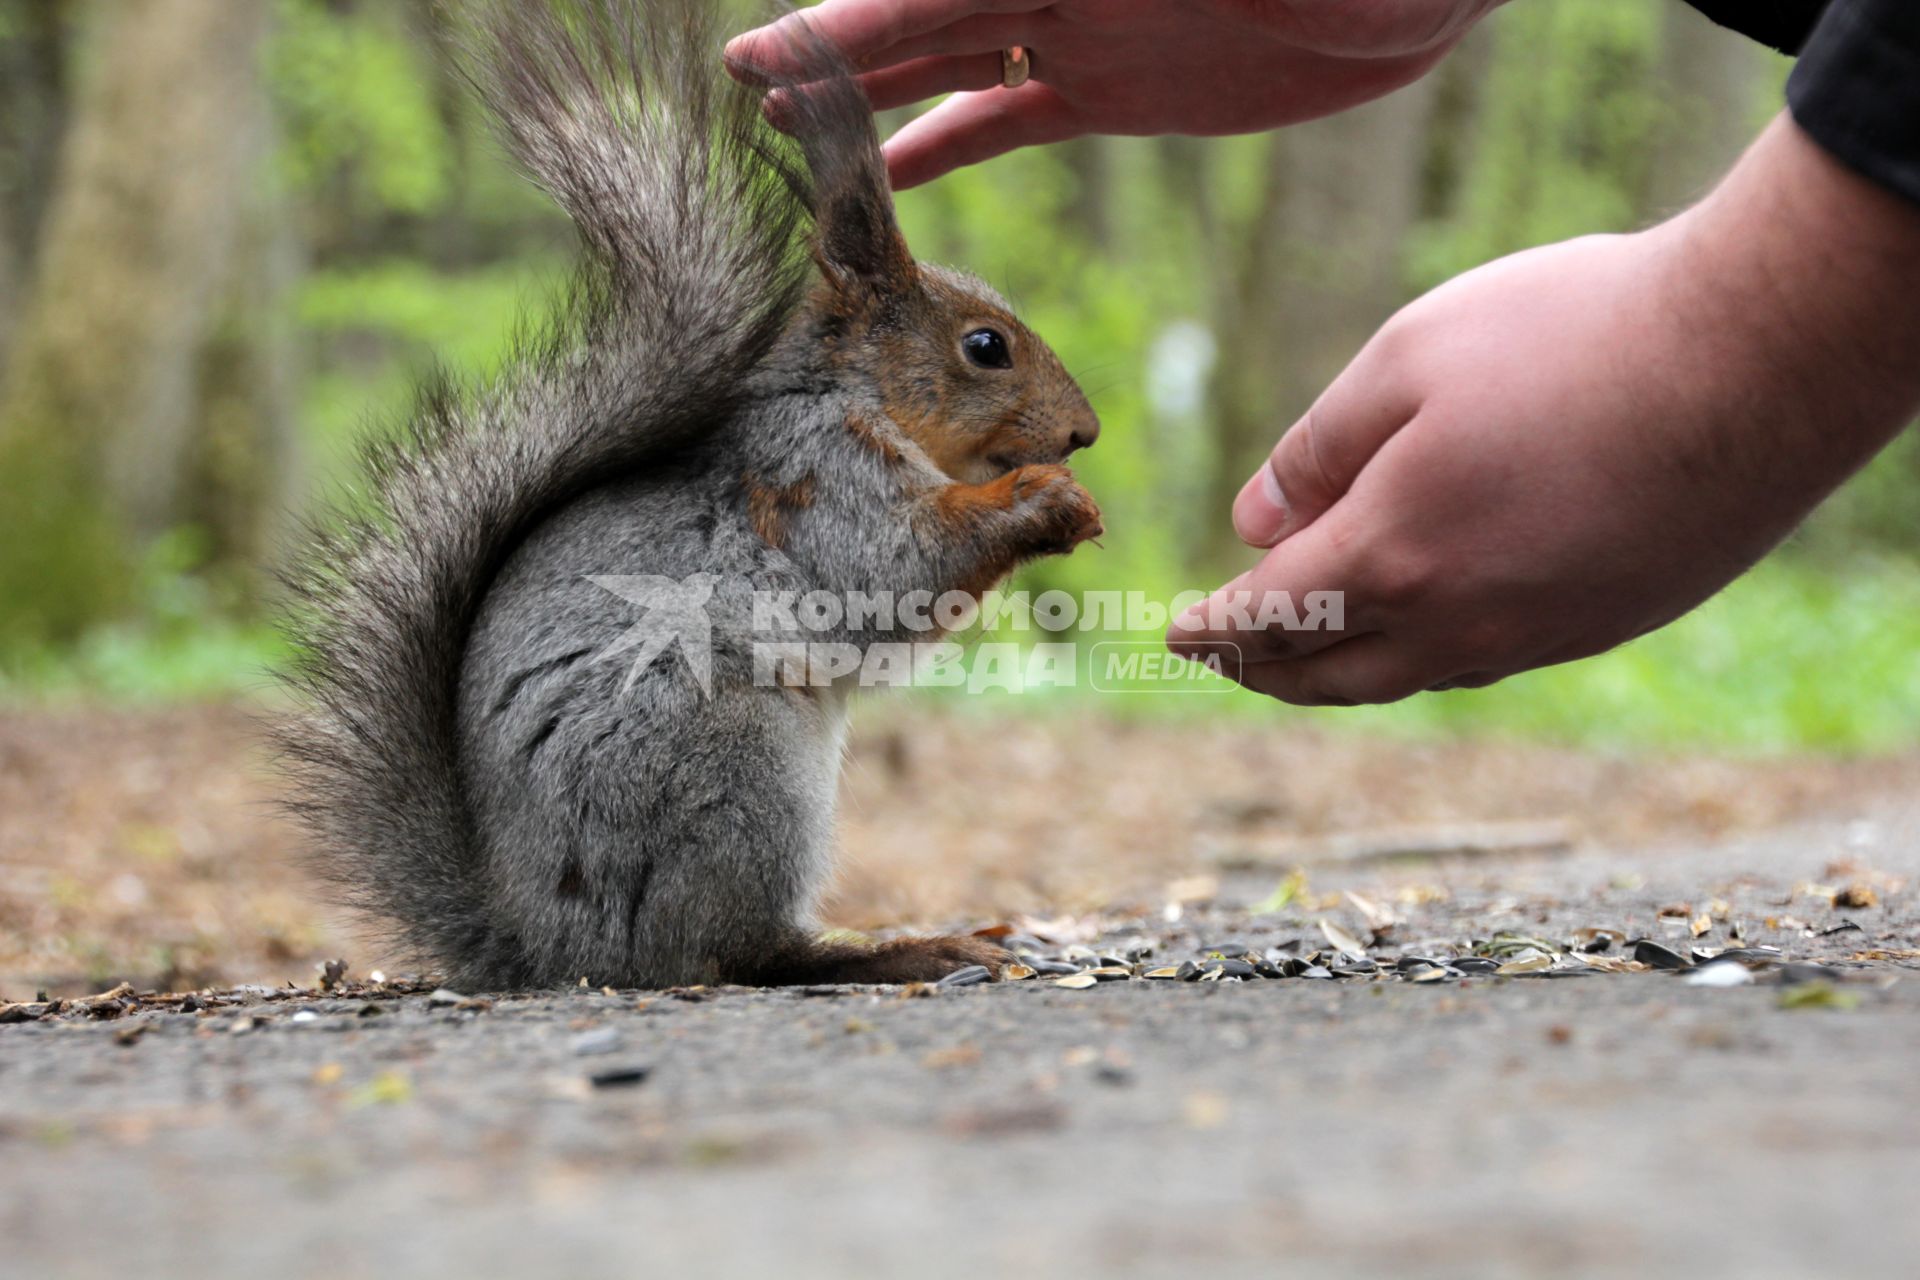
[1680,0,1827,54]
[1787,0,1920,207]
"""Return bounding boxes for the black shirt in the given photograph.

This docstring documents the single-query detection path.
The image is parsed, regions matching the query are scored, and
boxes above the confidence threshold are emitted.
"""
[1684,0,1920,207]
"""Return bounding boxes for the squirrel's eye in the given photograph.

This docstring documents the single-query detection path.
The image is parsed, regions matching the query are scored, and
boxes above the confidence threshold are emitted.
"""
[961,328,1012,370]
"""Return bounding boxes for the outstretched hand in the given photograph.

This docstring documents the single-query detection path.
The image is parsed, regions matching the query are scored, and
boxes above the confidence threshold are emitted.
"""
[724,0,1502,188]
[1168,117,1920,705]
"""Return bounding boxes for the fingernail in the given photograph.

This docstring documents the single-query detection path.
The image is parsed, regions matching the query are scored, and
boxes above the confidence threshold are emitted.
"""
[1234,464,1288,548]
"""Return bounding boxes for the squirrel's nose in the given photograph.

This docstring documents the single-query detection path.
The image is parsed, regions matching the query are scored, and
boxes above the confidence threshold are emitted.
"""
[1067,419,1100,452]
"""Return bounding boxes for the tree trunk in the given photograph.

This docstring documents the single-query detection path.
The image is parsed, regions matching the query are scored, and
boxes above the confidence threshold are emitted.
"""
[1200,81,1440,568]
[183,34,305,597]
[1060,138,1113,253]
[0,0,274,648]
[0,0,74,372]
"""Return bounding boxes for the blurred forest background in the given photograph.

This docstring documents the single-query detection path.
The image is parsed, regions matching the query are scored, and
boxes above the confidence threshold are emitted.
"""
[0,0,1916,751]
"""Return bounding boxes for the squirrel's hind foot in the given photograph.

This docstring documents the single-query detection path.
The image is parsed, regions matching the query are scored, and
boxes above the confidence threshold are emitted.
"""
[743,934,1012,986]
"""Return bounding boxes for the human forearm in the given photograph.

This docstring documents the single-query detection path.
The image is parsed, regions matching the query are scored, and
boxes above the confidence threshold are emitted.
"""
[1668,112,1920,513]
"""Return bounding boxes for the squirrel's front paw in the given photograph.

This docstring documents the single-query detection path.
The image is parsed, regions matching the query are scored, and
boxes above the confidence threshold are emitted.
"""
[1011,464,1103,553]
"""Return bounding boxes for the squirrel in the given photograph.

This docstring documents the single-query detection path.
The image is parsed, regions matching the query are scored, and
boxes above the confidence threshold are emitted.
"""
[273,0,1103,990]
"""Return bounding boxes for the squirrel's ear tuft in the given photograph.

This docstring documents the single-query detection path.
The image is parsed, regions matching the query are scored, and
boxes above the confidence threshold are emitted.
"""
[767,21,917,299]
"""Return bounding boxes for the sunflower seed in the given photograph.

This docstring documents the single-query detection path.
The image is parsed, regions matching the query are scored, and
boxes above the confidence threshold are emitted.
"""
[939,965,992,988]
[1632,940,1691,970]
[1052,973,1100,990]
[1319,920,1369,959]
[1710,947,1784,965]
[588,1066,651,1089]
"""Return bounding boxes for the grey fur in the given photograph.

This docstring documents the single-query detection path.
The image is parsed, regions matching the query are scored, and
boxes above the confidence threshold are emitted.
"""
[275,0,1100,989]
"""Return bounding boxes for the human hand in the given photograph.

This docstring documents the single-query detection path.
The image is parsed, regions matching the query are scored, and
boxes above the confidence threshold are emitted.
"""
[1168,115,1920,706]
[724,0,1505,188]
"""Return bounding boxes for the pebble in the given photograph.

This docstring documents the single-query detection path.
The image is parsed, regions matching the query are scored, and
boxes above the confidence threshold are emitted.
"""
[1684,962,1754,988]
[571,1027,622,1055]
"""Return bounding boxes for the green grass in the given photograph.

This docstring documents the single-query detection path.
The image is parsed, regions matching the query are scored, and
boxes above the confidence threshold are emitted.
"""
[941,554,1920,754]
[8,553,1917,755]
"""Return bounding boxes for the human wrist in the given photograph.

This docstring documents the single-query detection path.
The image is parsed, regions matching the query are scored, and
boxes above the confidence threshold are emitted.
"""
[1664,113,1920,483]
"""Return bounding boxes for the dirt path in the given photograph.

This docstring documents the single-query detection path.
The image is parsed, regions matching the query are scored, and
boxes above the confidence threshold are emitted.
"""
[4,798,1916,1279]
[2,700,1912,994]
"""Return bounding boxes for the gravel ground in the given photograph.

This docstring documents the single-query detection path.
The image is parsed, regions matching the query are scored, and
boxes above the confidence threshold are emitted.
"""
[5,802,1917,1280]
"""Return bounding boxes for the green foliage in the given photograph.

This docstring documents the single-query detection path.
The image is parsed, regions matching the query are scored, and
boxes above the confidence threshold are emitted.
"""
[922,555,1920,754]
[7,0,1915,760]
[0,528,286,703]
[296,256,566,473]
[1408,0,1664,287]
[270,0,453,218]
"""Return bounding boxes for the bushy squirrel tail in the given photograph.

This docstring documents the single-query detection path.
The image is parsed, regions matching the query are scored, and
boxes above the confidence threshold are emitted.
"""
[273,0,871,979]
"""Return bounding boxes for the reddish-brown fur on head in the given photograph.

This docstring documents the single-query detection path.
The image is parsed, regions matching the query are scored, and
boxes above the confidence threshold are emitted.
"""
[806,262,1100,483]
[769,35,1100,484]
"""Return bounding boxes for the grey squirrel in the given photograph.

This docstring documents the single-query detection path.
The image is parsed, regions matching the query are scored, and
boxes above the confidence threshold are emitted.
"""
[274,0,1103,989]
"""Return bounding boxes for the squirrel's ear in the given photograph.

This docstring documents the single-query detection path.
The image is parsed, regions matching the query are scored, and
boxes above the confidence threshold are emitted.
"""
[813,176,915,296]
[767,26,917,299]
